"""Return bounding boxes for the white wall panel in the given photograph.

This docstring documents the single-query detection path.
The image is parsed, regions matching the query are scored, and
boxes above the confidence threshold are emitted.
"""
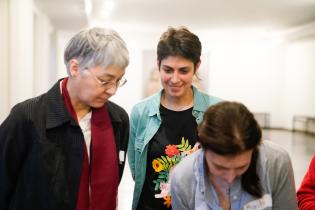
[0,0,10,122]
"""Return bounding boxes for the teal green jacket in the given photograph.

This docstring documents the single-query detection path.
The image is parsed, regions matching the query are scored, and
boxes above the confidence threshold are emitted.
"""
[127,86,221,210]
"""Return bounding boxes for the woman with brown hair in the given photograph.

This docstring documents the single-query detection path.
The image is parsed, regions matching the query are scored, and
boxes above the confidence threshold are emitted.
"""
[171,101,298,210]
[127,26,221,210]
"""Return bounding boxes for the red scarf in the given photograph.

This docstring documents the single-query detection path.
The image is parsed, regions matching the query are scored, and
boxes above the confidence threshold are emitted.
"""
[61,78,119,210]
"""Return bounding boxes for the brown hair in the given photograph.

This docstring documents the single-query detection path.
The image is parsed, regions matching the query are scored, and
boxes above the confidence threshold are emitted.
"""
[198,101,263,197]
[157,26,201,71]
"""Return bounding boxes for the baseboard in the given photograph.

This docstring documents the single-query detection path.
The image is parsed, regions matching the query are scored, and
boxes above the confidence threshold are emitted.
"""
[263,127,315,136]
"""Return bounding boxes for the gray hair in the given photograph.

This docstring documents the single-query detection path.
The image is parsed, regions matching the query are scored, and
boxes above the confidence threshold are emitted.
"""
[64,27,129,75]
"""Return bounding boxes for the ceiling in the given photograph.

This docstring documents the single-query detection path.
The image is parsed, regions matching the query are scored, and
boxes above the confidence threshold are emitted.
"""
[35,0,315,33]
[34,0,87,30]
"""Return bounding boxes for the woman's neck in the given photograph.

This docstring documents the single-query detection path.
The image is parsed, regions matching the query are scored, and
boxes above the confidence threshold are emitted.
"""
[73,105,91,121]
[67,81,91,121]
[161,88,194,111]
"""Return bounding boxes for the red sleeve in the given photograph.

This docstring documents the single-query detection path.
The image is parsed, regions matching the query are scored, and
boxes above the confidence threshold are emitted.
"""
[297,155,315,210]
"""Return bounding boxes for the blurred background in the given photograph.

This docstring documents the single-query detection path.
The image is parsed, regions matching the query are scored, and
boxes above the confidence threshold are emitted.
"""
[1,0,315,209]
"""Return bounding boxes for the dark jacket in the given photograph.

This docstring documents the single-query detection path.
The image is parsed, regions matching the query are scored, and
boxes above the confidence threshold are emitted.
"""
[0,79,129,210]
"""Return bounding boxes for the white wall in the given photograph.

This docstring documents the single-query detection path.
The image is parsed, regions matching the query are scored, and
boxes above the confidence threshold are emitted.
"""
[219,42,287,127]
[0,0,56,123]
[283,38,315,128]
[0,0,35,123]
[204,40,286,127]
[9,0,34,108]
[0,0,10,121]
[34,11,53,95]
[55,30,77,79]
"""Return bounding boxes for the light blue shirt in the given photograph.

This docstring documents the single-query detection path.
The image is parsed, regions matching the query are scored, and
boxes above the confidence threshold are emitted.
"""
[127,86,221,210]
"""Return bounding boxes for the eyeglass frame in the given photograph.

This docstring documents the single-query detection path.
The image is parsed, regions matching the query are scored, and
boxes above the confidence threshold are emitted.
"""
[84,68,127,88]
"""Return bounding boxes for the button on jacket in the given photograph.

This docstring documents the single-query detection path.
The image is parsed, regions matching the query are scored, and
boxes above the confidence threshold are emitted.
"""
[0,79,129,210]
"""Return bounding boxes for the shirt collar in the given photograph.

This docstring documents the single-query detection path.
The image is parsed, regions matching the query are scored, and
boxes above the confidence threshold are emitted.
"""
[147,86,203,117]
[46,79,74,129]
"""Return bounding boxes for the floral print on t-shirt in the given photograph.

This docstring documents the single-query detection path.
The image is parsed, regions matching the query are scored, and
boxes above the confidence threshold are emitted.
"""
[152,137,199,208]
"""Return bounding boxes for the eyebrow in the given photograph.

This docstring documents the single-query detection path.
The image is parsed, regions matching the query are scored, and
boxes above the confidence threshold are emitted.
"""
[161,65,173,69]
[213,163,248,170]
[213,163,229,169]
[161,65,190,70]
[98,73,124,81]
[99,73,115,78]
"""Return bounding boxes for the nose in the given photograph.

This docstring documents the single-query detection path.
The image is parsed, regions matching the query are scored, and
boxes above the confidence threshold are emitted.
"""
[170,71,180,83]
[223,170,237,184]
[105,85,118,96]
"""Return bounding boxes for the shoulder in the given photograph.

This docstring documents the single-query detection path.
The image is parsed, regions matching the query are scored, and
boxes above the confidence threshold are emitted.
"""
[259,142,297,209]
[172,150,199,183]
[171,151,199,208]
[260,140,290,162]
[131,91,161,114]
[107,100,129,121]
[0,94,47,132]
[192,86,222,106]
[107,100,127,114]
[308,155,315,171]
[258,140,292,176]
[16,79,65,118]
[11,94,47,118]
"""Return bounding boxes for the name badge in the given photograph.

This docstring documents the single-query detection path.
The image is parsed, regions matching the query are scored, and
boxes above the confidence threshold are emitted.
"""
[119,150,125,164]
[244,194,272,210]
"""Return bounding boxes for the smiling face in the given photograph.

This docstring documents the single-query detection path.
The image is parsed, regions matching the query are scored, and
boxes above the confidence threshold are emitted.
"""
[159,55,199,99]
[204,149,253,184]
[68,59,125,110]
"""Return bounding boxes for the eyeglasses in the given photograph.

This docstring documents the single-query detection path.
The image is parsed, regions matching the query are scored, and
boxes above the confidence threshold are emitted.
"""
[86,69,127,88]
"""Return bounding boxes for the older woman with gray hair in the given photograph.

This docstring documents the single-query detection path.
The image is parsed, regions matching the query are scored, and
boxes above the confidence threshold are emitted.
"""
[0,27,129,210]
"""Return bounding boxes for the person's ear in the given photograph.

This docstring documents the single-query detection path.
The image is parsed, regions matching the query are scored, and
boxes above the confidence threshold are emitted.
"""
[69,59,80,77]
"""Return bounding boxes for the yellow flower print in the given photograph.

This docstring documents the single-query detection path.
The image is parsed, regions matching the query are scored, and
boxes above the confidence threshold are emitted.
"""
[163,195,172,208]
[152,159,164,172]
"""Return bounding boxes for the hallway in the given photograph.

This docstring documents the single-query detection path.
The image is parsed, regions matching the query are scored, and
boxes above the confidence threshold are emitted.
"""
[118,129,315,209]
[262,129,315,188]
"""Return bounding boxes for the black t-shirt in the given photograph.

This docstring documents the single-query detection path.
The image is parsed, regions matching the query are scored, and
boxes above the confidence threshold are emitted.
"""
[137,105,198,210]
